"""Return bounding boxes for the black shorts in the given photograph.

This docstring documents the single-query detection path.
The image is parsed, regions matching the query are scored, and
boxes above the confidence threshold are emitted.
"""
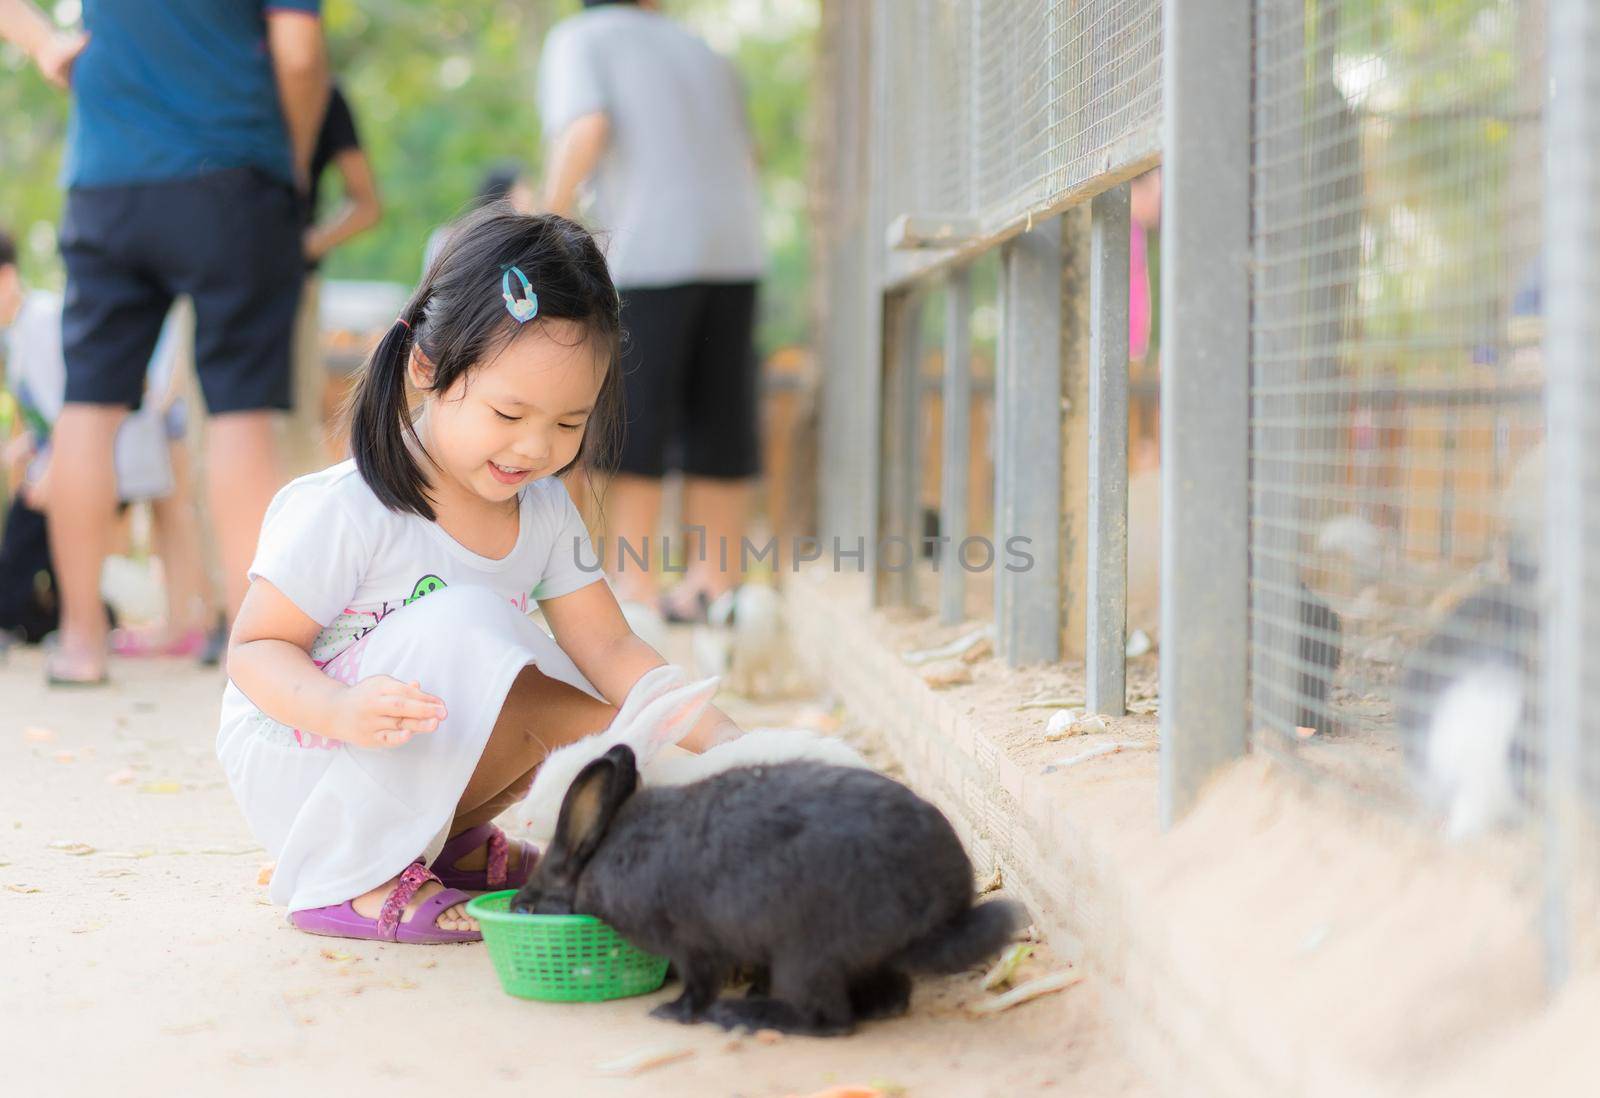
[59,167,305,415]
[612,281,762,479]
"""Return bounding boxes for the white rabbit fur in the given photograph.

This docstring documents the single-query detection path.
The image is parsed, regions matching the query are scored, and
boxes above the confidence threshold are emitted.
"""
[647,727,870,787]
[515,664,869,841]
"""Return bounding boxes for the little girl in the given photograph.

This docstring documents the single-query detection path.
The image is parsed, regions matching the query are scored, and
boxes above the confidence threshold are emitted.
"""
[219,207,740,943]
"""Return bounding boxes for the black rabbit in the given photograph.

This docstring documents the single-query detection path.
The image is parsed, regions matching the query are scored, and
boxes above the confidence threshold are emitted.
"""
[511,745,1024,1036]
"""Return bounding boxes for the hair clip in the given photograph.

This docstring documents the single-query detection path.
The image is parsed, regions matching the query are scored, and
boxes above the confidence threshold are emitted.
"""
[501,265,539,323]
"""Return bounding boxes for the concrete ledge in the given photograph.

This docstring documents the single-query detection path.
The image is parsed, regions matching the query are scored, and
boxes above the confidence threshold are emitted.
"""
[784,569,1573,1098]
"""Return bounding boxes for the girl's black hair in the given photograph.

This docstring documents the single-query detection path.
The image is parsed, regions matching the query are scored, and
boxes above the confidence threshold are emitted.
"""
[350,205,623,520]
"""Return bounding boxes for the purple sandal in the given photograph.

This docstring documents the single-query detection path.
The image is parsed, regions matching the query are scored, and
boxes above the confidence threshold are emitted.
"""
[431,823,539,892]
[288,862,480,944]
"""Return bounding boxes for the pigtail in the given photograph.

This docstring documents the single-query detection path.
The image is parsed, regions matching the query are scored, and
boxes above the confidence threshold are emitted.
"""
[350,301,436,520]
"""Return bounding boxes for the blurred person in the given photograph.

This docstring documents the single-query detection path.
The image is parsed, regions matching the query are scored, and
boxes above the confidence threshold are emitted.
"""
[538,0,766,624]
[0,0,329,685]
[295,82,383,465]
[1129,168,1161,472]
[0,228,216,655]
[1129,169,1160,367]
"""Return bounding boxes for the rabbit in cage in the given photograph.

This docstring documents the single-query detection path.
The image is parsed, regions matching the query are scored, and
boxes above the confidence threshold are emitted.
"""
[1394,569,1539,840]
[1395,434,1542,841]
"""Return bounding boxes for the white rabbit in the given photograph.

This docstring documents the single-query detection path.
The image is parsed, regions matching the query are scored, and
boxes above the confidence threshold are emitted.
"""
[647,726,871,787]
[515,665,872,841]
[516,665,720,840]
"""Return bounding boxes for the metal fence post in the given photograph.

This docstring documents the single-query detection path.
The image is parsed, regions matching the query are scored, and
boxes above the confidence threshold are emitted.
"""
[940,265,973,624]
[860,0,890,604]
[1158,0,1252,827]
[995,219,1064,665]
[1088,183,1131,715]
[1060,207,1092,663]
[1541,0,1597,991]
[877,289,926,608]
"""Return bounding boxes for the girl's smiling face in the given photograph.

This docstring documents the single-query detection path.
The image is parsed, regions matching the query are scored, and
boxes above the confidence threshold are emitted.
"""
[410,318,606,505]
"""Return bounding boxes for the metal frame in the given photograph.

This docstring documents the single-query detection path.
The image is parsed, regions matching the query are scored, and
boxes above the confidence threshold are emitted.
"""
[1157,0,1252,827]
[818,0,1593,1000]
[818,0,886,585]
[1540,0,1596,992]
[995,219,1065,665]
[940,265,974,624]
[851,0,1157,678]
[876,290,926,608]
[1087,183,1131,714]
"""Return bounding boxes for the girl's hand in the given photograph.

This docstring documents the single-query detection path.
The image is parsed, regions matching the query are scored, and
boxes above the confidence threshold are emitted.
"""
[330,676,448,749]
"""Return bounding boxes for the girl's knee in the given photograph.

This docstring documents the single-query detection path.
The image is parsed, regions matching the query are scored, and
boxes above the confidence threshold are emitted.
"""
[364,585,531,673]
[405,583,521,628]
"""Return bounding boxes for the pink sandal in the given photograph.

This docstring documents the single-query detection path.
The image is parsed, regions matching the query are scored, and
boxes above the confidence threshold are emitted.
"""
[288,863,480,944]
[431,824,539,892]
[109,625,207,659]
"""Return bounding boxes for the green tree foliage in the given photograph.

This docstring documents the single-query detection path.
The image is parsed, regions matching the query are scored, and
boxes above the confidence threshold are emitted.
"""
[0,31,69,283]
[0,0,816,353]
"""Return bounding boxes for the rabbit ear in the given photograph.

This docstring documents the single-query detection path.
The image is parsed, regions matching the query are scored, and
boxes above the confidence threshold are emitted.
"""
[516,726,617,839]
[634,676,721,754]
[611,664,689,733]
[539,745,639,886]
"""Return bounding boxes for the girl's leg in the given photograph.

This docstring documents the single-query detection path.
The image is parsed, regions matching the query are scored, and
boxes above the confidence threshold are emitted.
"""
[440,663,617,876]
[348,663,617,930]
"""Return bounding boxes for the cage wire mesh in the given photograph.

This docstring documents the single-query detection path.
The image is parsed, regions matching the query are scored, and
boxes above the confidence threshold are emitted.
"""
[1248,0,1547,833]
[881,0,1161,233]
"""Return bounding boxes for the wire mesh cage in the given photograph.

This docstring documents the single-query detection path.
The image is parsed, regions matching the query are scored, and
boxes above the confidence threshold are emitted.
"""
[880,0,1162,234]
[1248,0,1547,834]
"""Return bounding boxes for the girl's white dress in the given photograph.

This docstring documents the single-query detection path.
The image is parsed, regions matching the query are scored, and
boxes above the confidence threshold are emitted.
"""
[216,461,605,912]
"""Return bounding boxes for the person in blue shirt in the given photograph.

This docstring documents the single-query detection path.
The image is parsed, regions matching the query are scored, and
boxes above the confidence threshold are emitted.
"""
[0,0,329,685]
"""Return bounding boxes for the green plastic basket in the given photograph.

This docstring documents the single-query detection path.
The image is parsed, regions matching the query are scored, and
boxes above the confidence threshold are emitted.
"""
[466,890,669,1002]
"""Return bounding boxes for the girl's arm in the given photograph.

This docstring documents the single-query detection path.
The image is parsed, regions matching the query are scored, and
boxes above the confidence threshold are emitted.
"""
[541,580,741,752]
[228,578,446,749]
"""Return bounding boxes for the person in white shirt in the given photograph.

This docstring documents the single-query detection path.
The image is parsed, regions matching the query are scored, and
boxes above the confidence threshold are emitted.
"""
[539,0,766,624]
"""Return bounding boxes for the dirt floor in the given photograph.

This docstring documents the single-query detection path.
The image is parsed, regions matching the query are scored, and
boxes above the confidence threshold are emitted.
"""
[0,640,1150,1097]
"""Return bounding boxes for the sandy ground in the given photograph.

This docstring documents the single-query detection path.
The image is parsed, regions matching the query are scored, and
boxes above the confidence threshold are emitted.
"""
[790,566,1600,1097]
[0,642,1149,1098]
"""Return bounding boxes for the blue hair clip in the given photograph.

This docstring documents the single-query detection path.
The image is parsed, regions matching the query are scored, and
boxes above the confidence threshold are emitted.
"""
[501,265,539,323]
